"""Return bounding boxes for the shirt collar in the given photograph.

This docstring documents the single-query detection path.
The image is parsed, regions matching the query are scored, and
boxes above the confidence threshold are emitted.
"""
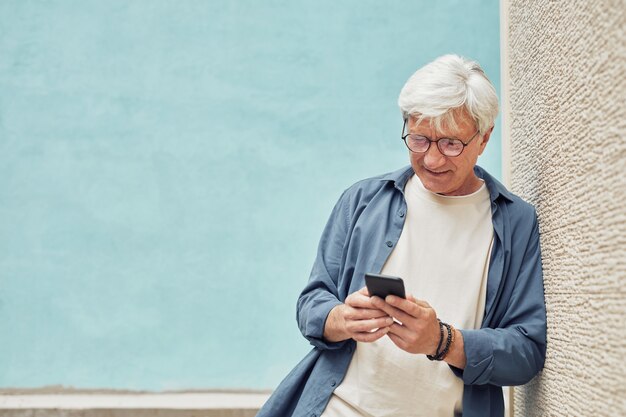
[473,165,515,203]
[382,165,514,203]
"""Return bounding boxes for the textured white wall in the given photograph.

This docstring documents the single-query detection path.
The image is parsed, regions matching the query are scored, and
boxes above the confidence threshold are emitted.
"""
[505,1,626,416]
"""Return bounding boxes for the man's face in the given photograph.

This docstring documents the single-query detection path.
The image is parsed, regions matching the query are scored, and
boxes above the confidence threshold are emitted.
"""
[407,110,491,196]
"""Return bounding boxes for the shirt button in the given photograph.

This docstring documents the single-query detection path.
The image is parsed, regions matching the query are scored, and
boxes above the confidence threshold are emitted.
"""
[386,241,393,247]
[398,211,405,217]
[331,380,336,387]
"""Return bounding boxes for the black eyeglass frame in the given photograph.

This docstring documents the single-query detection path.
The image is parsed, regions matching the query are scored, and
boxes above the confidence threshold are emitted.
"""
[401,118,480,157]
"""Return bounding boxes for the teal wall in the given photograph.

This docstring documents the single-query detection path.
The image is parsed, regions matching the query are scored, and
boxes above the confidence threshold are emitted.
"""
[0,1,500,390]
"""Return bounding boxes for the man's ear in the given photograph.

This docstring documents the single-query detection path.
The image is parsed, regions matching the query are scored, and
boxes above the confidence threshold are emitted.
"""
[478,126,494,155]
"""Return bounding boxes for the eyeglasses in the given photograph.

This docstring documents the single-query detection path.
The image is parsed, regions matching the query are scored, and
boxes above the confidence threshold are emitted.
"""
[401,119,480,157]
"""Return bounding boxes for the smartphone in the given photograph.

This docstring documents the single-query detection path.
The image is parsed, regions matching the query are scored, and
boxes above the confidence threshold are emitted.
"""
[364,273,406,299]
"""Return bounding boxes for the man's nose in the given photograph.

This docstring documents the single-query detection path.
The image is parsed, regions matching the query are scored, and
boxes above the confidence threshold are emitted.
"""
[423,143,447,168]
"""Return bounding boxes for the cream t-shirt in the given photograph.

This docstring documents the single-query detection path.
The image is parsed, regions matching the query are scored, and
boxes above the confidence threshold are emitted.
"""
[321,174,494,417]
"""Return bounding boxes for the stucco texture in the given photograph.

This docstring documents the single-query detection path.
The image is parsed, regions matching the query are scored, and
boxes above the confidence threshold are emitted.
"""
[506,1,626,416]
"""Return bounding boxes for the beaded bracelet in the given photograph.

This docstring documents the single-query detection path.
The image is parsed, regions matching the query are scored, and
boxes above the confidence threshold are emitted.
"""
[437,322,453,360]
[430,319,443,356]
[426,320,445,361]
[427,321,454,361]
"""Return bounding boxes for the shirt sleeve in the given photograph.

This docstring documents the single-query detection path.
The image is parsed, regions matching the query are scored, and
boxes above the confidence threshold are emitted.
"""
[450,209,547,386]
[296,189,352,351]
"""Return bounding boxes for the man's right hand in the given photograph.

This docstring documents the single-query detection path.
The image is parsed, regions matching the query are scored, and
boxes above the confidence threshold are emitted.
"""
[323,286,394,343]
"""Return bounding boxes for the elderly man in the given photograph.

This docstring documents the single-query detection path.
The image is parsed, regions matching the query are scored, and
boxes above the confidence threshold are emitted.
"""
[257,55,546,417]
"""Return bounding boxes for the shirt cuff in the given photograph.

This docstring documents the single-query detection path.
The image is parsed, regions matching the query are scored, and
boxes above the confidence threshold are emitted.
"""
[303,297,346,350]
[449,329,494,385]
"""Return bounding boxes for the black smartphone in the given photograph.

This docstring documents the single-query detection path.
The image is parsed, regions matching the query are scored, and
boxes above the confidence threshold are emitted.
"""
[364,273,406,299]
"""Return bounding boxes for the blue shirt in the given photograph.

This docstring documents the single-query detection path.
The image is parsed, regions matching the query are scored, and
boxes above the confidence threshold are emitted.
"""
[257,165,547,417]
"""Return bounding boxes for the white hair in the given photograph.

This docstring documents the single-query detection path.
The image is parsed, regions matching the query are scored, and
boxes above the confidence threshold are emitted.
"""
[398,54,499,134]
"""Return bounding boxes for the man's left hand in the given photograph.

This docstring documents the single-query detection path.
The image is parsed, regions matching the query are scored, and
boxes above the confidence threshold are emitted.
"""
[371,294,441,356]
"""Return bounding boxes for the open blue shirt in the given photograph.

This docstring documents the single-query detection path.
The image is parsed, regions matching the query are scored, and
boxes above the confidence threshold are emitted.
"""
[257,166,547,417]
